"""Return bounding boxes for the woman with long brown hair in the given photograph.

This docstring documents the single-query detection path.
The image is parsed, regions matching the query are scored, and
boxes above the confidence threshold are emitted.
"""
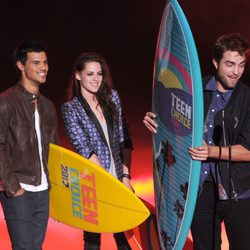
[61,52,133,250]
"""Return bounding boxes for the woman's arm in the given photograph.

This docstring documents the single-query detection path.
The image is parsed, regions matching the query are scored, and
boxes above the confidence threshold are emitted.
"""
[61,102,95,159]
[121,148,133,191]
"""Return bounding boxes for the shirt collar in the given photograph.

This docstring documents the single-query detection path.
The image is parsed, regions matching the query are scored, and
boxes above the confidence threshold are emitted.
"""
[205,76,233,102]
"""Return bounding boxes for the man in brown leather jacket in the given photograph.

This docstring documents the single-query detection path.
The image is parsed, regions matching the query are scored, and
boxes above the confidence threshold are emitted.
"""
[0,39,58,250]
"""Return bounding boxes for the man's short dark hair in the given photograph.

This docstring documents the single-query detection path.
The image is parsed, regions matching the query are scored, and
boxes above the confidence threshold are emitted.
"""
[213,33,250,62]
[13,39,47,67]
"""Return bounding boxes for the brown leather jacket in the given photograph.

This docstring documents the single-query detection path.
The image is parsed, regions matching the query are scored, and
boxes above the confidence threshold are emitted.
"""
[0,83,59,197]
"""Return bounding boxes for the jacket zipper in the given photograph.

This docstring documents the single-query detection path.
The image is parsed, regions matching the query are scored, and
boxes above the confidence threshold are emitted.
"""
[222,110,238,201]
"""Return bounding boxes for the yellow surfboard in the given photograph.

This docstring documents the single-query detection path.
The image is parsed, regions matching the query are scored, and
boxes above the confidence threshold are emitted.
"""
[48,144,150,233]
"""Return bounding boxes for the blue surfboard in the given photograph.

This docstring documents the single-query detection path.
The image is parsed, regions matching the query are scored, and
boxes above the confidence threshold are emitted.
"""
[152,0,203,249]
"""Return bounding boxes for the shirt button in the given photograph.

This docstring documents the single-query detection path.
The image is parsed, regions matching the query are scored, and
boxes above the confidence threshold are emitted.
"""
[204,171,208,174]
[208,141,212,144]
[209,125,213,128]
[217,94,220,97]
[212,109,215,112]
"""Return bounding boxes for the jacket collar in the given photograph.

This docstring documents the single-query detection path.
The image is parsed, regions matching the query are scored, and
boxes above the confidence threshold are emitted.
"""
[17,82,40,101]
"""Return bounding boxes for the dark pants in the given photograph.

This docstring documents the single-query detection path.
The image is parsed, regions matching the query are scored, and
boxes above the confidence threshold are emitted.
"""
[0,190,49,250]
[191,182,250,250]
[83,231,131,250]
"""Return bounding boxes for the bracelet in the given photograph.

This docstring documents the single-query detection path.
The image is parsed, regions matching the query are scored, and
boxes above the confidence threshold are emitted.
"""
[218,146,221,159]
[122,174,131,180]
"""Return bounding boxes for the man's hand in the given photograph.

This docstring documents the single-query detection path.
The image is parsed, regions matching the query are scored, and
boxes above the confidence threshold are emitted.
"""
[188,145,209,161]
[0,181,4,191]
[14,188,25,197]
[143,112,158,133]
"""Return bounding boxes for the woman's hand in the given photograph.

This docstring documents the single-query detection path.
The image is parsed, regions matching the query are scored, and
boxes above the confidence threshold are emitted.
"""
[122,177,134,193]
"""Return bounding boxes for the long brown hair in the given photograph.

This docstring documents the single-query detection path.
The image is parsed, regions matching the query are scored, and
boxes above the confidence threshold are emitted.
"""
[66,52,118,122]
